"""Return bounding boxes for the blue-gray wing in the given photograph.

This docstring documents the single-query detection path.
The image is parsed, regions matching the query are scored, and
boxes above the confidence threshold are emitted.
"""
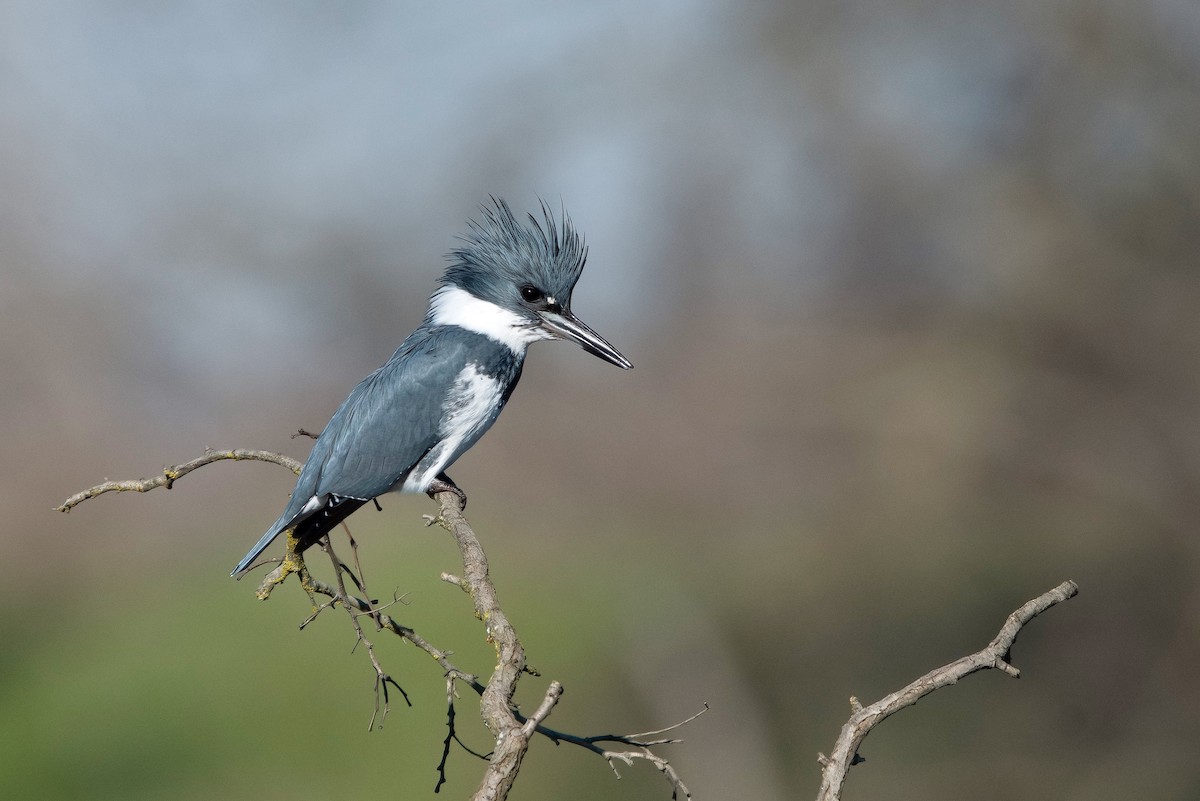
[232,327,476,577]
[306,329,466,503]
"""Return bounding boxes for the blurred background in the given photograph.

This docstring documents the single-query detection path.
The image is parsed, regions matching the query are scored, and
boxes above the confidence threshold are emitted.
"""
[4,1,1199,799]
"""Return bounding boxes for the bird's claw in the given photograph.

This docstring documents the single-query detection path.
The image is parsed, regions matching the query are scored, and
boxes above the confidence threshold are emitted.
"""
[426,474,467,508]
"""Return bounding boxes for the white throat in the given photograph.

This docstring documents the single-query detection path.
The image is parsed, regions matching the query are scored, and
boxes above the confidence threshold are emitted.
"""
[428,285,552,355]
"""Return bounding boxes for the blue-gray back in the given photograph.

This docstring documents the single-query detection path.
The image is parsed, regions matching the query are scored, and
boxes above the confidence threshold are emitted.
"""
[277,323,524,525]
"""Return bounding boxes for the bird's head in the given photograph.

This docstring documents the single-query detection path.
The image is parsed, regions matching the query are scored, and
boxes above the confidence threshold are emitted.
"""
[433,199,633,369]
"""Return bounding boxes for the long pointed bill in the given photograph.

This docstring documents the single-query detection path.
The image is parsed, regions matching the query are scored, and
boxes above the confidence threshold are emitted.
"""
[539,309,633,369]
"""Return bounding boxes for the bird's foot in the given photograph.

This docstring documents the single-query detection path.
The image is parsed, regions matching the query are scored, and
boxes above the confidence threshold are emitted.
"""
[426,474,467,509]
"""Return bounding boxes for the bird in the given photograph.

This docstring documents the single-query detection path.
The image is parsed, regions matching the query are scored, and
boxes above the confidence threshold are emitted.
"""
[230,199,632,578]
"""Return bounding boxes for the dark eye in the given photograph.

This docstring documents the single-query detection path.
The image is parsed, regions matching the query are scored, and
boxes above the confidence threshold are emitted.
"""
[520,285,544,303]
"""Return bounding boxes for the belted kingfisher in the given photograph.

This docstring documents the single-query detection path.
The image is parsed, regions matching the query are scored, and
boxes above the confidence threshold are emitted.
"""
[230,199,632,578]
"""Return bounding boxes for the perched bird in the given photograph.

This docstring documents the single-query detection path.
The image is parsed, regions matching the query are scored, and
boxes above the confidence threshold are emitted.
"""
[231,200,632,577]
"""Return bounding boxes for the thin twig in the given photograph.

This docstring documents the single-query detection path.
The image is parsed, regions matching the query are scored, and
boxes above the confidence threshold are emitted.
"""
[318,533,411,730]
[815,580,1079,801]
[436,675,494,793]
[59,448,698,799]
[528,703,706,801]
[55,448,302,511]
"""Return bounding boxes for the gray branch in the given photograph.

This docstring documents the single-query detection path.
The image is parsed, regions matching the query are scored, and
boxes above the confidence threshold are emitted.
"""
[55,448,302,511]
[429,490,550,801]
[815,579,1079,801]
[59,448,695,800]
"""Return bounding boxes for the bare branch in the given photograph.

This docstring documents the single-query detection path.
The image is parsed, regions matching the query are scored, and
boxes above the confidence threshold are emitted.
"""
[55,448,302,511]
[318,534,411,730]
[815,579,1079,801]
[427,492,532,801]
[60,448,698,799]
[521,681,564,737]
[436,675,494,793]
[304,570,485,695]
[526,703,707,801]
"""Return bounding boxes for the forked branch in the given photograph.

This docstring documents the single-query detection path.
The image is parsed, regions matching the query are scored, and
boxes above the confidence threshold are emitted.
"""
[815,580,1079,801]
[58,448,696,801]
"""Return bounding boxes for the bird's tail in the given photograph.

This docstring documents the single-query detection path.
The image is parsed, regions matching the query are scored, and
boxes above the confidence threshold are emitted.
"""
[230,497,367,578]
[230,519,288,579]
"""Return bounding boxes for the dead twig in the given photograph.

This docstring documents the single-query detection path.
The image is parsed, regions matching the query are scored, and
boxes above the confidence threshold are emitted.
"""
[427,493,532,801]
[815,579,1079,801]
[436,675,493,793]
[55,447,302,512]
[320,533,411,729]
[60,448,699,800]
[529,702,708,801]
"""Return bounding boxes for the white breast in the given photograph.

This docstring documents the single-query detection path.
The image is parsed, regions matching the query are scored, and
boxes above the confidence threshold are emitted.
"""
[401,363,504,492]
[427,285,553,354]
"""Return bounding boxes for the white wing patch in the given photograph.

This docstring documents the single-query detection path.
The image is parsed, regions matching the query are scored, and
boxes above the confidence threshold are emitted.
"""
[401,363,504,492]
[299,494,328,515]
[428,286,553,354]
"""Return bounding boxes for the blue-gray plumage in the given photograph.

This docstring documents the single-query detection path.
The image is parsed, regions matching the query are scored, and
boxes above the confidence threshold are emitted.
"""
[231,199,631,578]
